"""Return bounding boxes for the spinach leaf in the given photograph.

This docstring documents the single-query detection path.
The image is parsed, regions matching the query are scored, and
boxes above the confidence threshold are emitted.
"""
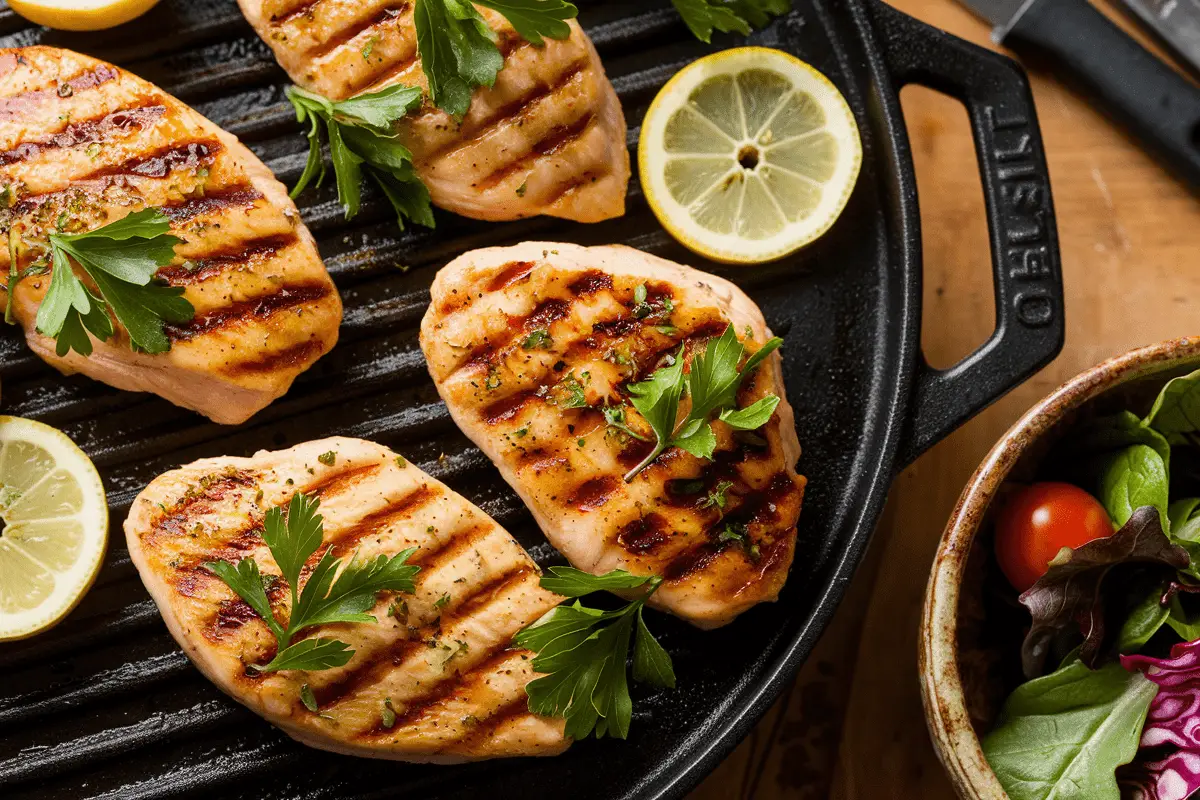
[1098,444,1169,529]
[1116,584,1171,654]
[1171,497,1200,540]
[1075,411,1172,471]
[1144,368,1200,444]
[1019,507,1188,678]
[983,657,1157,800]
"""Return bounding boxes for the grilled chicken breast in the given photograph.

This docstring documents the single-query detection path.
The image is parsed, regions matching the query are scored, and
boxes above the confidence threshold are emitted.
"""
[125,437,567,761]
[420,243,805,629]
[239,1,629,223]
[0,47,341,425]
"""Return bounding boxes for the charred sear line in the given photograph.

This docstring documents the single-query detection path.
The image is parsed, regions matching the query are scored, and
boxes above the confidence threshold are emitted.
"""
[463,298,572,372]
[158,234,298,286]
[82,139,220,181]
[440,697,533,753]
[617,513,670,555]
[326,485,443,557]
[485,260,537,293]
[163,187,263,221]
[482,390,539,426]
[474,112,597,190]
[304,463,384,501]
[567,269,612,296]
[269,0,326,25]
[0,65,120,121]
[149,471,256,533]
[564,476,619,512]
[631,319,728,383]
[421,61,588,163]
[0,103,167,166]
[438,566,533,628]
[353,650,522,736]
[221,339,325,377]
[358,50,422,95]
[308,4,411,59]
[206,577,287,641]
[318,581,526,713]
[541,170,597,206]
[165,282,333,340]
[408,522,492,576]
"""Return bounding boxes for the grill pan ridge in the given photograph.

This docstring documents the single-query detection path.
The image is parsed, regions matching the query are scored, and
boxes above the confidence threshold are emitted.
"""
[0,1,1062,798]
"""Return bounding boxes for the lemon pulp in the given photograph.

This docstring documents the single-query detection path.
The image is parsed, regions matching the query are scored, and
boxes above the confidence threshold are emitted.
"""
[0,416,107,640]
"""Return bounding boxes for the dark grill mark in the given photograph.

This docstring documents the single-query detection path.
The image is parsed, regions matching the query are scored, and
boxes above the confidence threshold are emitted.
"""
[357,50,422,96]
[439,567,535,628]
[163,187,263,221]
[441,697,532,753]
[165,282,332,340]
[150,472,257,535]
[486,260,536,292]
[482,390,537,425]
[158,234,298,286]
[0,65,120,122]
[632,319,729,383]
[327,485,442,557]
[422,61,588,163]
[617,514,669,555]
[568,269,612,296]
[221,339,325,377]
[565,476,618,512]
[0,104,166,166]
[269,0,325,25]
[524,298,570,331]
[408,522,493,576]
[306,463,383,501]
[308,4,411,59]
[540,170,597,207]
[516,449,567,473]
[475,112,596,190]
[662,541,724,582]
[84,139,220,181]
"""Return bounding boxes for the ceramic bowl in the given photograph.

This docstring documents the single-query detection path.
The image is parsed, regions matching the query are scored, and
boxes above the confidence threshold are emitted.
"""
[919,336,1200,798]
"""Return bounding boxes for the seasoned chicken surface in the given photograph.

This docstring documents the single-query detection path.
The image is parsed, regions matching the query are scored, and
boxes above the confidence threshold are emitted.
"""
[420,243,805,629]
[239,1,629,223]
[125,437,568,762]
[0,47,341,425]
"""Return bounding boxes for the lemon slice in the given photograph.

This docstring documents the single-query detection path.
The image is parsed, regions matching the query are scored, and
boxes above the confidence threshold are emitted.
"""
[0,416,107,641]
[639,47,862,264]
[6,0,160,31]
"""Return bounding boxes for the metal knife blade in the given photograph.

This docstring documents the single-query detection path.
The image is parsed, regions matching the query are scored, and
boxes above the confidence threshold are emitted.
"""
[955,0,1040,39]
[1120,0,1200,75]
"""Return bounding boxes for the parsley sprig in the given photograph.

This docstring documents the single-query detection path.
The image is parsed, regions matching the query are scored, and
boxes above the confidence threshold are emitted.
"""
[12,209,192,358]
[415,0,578,116]
[622,325,783,481]
[671,0,791,42]
[205,492,420,673]
[514,567,674,740]
[287,84,434,229]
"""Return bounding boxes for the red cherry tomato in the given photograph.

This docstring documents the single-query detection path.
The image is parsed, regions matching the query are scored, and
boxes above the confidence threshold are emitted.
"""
[994,482,1115,592]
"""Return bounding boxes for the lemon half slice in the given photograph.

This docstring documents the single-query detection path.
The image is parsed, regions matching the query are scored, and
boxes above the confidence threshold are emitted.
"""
[7,0,160,31]
[0,416,108,641]
[640,47,862,264]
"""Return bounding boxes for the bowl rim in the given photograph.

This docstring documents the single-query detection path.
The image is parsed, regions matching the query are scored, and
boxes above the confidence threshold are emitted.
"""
[919,335,1200,798]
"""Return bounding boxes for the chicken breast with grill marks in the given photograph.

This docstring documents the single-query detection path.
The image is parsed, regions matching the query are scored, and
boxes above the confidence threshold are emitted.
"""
[125,437,568,762]
[0,47,341,425]
[420,243,806,629]
[239,0,629,223]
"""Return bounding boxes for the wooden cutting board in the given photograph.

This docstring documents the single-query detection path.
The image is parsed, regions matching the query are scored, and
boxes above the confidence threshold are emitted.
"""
[692,0,1200,797]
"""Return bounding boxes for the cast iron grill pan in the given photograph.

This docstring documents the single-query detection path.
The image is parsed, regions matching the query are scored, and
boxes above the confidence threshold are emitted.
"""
[0,2,1063,798]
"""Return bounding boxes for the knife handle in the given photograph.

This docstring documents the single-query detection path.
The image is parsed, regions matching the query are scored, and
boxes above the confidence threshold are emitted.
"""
[1004,0,1200,189]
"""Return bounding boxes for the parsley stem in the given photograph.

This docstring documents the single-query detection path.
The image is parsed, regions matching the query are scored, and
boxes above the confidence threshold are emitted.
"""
[4,226,18,325]
[624,442,667,483]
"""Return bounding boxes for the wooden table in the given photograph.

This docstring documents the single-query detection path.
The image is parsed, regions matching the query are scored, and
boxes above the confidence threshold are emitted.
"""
[692,0,1200,796]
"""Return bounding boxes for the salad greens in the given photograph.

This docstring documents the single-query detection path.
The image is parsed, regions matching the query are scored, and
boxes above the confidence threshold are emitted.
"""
[984,367,1200,800]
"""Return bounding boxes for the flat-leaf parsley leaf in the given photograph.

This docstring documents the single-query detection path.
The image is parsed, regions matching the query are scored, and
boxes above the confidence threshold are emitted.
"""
[623,325,782,480]
[31,209,190,358]
[205,492,420,673]
[671,0,790,43]
[514,567,674,739]
[287,84,434,229]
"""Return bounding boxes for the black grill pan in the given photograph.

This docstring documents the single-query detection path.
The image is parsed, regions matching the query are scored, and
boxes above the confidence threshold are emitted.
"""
[0,1,1063,797]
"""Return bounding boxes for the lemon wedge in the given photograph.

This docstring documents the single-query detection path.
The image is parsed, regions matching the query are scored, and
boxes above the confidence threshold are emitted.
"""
[6,0,160,31]
[639,47,862,264]
[0,416,108,641]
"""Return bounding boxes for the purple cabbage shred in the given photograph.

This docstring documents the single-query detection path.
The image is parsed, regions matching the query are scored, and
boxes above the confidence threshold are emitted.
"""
[1121,640,1200,800]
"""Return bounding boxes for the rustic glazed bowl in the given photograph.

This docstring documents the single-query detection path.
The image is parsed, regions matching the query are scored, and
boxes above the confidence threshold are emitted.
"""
[919,336,1200,798]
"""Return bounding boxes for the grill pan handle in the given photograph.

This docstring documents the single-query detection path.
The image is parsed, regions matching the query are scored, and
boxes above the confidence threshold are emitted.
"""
[866,1,1065,467]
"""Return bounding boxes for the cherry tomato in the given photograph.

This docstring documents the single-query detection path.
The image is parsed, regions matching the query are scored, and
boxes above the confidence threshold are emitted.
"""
[994,482,1114,592]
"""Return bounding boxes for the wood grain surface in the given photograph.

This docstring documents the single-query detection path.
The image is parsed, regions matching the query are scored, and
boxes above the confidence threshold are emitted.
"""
[691,0,1200,797]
